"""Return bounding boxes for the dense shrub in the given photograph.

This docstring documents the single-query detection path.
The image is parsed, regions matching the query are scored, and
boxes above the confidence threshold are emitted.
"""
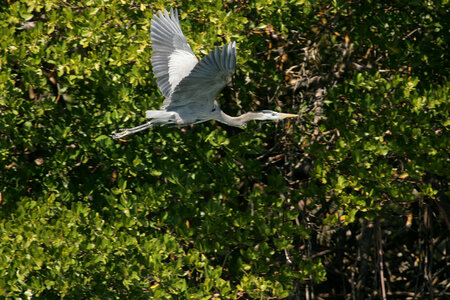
[1,0,448,298]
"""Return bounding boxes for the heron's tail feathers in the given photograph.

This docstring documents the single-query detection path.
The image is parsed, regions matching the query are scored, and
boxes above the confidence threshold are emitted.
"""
[145,110,178,120]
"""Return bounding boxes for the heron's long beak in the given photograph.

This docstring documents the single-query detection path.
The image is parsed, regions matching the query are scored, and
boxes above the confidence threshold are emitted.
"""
[280,113,298,118]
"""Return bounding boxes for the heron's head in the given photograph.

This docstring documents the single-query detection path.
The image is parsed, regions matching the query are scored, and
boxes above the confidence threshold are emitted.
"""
[257,110,298,121]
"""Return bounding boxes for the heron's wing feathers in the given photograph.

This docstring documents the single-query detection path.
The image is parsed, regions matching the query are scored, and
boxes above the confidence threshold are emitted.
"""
[164,41,237,110]
[151,8,198,99]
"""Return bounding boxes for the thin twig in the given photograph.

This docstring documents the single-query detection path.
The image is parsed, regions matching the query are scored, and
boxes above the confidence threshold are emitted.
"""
[376,219,387,300]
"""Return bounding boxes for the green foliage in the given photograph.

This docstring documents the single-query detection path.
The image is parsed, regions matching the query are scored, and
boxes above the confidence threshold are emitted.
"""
[0,0,448,298]
[313,73,448,224]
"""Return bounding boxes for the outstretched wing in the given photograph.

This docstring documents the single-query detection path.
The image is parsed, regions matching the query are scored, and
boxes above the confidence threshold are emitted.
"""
[164,41,237,110]
[151,8,198,100]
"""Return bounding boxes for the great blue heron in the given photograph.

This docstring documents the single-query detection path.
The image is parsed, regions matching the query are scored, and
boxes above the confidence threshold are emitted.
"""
[112,8,297,139]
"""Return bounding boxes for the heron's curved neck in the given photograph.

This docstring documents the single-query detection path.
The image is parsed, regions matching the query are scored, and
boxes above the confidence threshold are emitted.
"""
[217,111,262,127]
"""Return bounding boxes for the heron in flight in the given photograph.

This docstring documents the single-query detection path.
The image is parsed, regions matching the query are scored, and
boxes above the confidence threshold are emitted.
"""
[112,8,297,139]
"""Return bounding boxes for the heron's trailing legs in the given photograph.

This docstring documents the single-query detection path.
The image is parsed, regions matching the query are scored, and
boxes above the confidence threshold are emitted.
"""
[111,122,153,139]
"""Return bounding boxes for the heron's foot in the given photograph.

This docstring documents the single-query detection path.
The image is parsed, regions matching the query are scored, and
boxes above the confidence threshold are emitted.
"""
[111,122,154,139]
[111,129,132,139]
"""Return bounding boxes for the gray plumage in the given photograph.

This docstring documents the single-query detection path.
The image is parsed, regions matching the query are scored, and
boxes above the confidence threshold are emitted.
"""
[112,8,297,139]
